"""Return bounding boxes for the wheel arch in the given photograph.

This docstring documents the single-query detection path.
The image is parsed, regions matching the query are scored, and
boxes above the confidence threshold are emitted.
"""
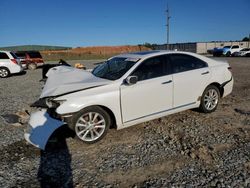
[73,104,118,129]
[0,66,10,71]
[97,105,117,129]
[206,82,224,97]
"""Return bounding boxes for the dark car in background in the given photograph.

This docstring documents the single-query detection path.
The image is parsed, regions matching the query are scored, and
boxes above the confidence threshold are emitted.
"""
[212,46,231,57]
[14,51,44,70]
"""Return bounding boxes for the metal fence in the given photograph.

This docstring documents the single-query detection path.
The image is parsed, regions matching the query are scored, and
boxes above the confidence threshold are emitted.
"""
[154,41,250,54]
[154,43,197,53]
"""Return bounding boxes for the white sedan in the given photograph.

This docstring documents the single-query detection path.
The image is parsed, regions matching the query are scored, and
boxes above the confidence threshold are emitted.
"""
[25,51,233,149]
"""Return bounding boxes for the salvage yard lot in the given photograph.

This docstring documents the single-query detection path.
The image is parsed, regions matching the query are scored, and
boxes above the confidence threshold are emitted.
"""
[0,57,249,187]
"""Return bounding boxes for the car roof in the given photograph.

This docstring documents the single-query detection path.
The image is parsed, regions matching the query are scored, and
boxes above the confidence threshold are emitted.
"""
[114,50,219,66]
[0,50,11,53]
[115,50,198,59]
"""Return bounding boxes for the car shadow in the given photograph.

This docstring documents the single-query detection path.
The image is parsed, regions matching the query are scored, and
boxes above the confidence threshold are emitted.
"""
[11,71,27,77]
[37,125,75,188]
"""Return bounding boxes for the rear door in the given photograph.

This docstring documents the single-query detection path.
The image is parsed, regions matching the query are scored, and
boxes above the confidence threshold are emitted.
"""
[168,54,210,107]
[120,55,173,123]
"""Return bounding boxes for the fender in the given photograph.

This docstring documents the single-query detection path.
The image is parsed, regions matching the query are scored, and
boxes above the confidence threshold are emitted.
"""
[24,109,64,150]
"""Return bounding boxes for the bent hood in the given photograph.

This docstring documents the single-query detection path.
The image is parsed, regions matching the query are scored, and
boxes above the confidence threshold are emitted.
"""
[40,66,111,98]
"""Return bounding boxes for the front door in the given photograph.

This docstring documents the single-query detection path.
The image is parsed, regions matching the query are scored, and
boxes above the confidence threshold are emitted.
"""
[120,55,173,123]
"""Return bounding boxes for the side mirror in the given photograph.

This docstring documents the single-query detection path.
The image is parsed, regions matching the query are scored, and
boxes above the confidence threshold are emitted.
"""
[125,76,138,85]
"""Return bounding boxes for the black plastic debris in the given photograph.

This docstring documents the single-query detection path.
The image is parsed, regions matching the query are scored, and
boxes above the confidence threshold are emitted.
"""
[1,114,20,124]
[234,108,250,115]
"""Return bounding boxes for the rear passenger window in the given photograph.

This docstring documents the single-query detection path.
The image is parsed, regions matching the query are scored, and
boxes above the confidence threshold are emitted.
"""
[132,55,170,81]
[28,52,42,58]
[232,45,239,49]
[0,52,9,59]
[169,54,207,74]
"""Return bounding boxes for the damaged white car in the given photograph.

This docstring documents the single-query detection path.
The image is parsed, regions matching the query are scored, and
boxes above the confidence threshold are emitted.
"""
[25,51,233,149]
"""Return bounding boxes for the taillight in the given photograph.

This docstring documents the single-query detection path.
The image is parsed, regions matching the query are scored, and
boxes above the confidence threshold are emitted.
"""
[228,66,232,72]
[11,59,18,64]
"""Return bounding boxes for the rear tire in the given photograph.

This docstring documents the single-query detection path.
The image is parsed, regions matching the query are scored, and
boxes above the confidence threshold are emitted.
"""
[69,106,111,144]
[28,63,37,70]
[199,85,220,113]
[0,67,10,78]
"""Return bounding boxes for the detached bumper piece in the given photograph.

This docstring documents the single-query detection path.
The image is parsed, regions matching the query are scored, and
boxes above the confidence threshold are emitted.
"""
[24,109,64,150]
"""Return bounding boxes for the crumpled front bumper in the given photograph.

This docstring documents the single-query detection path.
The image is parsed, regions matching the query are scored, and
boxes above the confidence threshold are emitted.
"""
[24,109,64,150]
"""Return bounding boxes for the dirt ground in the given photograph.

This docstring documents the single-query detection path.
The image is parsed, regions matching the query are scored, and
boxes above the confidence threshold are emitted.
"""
[0,57,249,187]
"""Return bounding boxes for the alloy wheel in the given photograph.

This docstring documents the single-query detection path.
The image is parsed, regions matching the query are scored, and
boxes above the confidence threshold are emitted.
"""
[0,69,9,78]
[204,88,219,111]
[75,112,106,142]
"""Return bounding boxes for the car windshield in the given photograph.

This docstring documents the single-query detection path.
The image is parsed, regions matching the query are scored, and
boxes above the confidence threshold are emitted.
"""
[92,57,139,80]
[223,46,231,48]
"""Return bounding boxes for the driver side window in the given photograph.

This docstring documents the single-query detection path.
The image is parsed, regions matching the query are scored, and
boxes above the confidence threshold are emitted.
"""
[131,55,169,81]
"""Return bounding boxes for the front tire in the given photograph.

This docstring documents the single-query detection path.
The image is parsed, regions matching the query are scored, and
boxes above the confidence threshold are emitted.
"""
[70,106,111,144]
[0,67,10,78]
[28,63,37,70]
[199,85,220,113]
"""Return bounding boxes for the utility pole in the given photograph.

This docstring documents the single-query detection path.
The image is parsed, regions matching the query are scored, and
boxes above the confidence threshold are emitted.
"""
[166,3,171,50]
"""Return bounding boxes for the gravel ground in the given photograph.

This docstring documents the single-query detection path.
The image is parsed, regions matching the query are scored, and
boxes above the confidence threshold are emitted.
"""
[0,57,249,187]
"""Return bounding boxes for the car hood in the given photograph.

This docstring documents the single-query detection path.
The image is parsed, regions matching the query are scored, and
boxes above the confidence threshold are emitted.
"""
[40,66,112,98]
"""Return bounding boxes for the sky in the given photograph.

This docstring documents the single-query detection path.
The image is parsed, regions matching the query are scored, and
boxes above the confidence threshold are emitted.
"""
[0,0,249,47]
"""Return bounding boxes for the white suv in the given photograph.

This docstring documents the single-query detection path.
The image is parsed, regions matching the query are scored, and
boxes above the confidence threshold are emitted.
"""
[0,51,23,78]
[223,45,242,56]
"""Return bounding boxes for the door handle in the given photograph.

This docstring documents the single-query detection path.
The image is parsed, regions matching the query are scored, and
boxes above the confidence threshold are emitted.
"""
[201,71,209,75]
[162,80,172,84]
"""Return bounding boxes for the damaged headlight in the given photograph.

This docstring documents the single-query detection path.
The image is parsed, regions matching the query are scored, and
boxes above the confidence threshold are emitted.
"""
[46,98,66,108]
[31,98,66,108]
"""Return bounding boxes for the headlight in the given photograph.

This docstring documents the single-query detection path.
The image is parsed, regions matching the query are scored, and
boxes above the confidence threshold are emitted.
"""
[45,99,66,108]
[54,100,66,105]
[31,98,66,108]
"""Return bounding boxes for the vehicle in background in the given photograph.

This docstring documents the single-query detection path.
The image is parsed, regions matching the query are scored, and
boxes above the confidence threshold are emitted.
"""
[223,45,242,56]
[213,46,230,57]
[14,51,44,70]
[213,45,242,57]
[232,48,250,57]
[207,48,214,54]
[25,50,233,149]
[0,51,23,78]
